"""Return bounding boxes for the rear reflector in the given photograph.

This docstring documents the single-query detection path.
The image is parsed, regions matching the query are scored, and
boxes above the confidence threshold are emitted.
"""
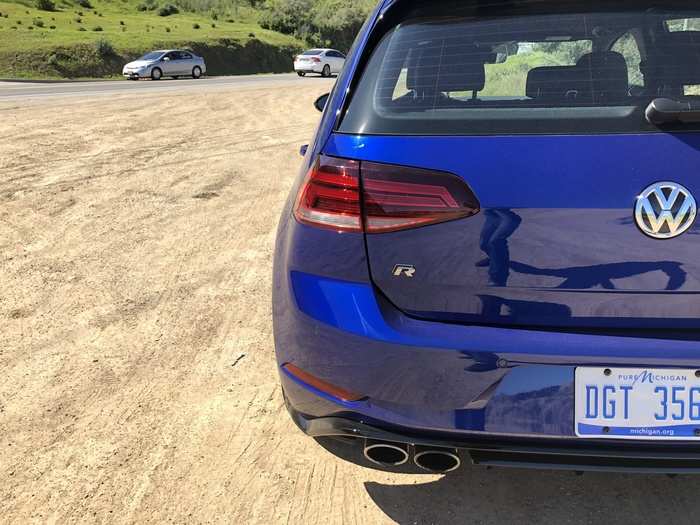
[282,363,366,402]
[294,155,480,233]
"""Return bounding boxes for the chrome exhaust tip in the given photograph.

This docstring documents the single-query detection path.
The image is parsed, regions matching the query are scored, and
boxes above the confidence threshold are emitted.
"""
[363,439,409,467]
[414,446,461,473]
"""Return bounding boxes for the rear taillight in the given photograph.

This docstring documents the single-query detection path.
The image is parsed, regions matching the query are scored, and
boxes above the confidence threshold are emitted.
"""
[312,57,321,63]
[362,161,479,233]
[294,155,362,232]
[293,156,479,233]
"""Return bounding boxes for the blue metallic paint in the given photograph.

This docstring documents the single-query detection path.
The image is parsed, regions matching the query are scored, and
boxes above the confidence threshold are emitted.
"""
[275,270,700,436]
[326,133,700,328]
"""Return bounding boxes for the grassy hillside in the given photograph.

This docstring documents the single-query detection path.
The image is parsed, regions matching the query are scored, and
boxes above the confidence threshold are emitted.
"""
[0,0,306,78]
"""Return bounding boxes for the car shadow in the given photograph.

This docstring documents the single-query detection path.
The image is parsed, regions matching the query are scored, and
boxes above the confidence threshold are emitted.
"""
[301,74,339,79]
[510,260,687,290]
[363,463,700,524]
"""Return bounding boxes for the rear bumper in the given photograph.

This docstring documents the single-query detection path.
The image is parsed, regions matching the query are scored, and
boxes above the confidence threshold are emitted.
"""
[289,407,700,473]
[273,210,700,470]
[294,63,321,73]
[277,270,700,435]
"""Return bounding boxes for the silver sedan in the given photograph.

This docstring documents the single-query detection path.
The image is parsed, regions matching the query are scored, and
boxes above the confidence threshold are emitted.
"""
[122,50,207,80]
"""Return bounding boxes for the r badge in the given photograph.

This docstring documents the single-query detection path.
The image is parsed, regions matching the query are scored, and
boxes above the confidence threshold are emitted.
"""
[393,264,416,278]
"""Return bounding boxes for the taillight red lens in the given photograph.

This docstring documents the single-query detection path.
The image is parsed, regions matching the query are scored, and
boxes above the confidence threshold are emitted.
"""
[294,156,479,233]
[312,57,321,63]
[362,161,480,233]
[294,155,362,232]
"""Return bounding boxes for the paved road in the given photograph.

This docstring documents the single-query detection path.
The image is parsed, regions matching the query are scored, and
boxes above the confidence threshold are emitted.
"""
[0,73,330,100]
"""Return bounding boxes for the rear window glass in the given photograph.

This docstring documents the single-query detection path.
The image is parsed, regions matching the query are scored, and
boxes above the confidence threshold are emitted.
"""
[667,19,700,32]
[339,1,700,135]
[303,49,323,55]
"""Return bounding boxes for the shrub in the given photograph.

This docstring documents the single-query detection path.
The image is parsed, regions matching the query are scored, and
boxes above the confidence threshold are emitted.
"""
[92,25,102,31]
[192,22,199,29]
[28,25,33,29]
[48,53,59,66]
[49,24,55,28]
[211,22,215,27]
[33,18,44,26]
[136,0,157,11]
[35,0,56,11]
[165,26,170,32]
[248,32,255,38]
[120,26,125,31]
[76,0,91,7]
[261,0,370,51]
[74,16,81,22]
[95,38,114,56]
[16,20,21,24]
[210,10,217,20]
[119,20,124,25]
[78,26,86,30]
[157,3,178,16]
[11,25,17,29]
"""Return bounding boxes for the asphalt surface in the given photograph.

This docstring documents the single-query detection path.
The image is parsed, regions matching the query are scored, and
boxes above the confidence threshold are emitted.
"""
[0,72,323,100]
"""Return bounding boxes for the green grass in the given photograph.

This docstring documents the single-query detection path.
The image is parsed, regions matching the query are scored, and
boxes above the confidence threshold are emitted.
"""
[0,0,304,78]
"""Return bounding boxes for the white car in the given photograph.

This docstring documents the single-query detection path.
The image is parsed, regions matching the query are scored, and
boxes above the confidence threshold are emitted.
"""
[294,49,346,78]
[122,50,206,80]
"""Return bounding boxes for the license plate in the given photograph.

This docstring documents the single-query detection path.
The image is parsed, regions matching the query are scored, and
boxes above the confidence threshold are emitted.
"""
[575,367,700,440]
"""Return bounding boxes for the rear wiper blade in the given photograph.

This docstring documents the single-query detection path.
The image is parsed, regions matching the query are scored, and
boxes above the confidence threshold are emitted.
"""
[645,97,700,125]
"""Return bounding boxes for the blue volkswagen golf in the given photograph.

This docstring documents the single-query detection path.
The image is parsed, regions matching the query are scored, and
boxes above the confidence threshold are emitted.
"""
[273,0,700,473]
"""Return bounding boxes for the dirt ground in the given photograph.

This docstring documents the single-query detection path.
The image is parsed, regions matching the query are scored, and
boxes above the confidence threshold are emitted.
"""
[3,80,700,525]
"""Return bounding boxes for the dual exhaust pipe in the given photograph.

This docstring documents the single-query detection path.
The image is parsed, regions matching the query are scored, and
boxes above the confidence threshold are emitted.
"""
[363,439,461,473]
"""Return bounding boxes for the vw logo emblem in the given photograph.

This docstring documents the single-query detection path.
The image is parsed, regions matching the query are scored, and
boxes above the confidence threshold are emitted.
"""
[635,182,697,239]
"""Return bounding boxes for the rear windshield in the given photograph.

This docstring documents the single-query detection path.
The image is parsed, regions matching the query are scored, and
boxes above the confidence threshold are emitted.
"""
[339,1,700,135]
[303,49,324,56]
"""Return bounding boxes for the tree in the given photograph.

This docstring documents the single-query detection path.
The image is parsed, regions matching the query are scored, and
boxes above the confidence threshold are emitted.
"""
[260,0,374,51]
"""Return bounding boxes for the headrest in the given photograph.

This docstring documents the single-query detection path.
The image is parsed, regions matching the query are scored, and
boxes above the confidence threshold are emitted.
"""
[642,31,700,86]
[526,65,582,99]
[659,31,700,56]
[526,52,629,102]
[410,41,490,95]
[576,51,629,100]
